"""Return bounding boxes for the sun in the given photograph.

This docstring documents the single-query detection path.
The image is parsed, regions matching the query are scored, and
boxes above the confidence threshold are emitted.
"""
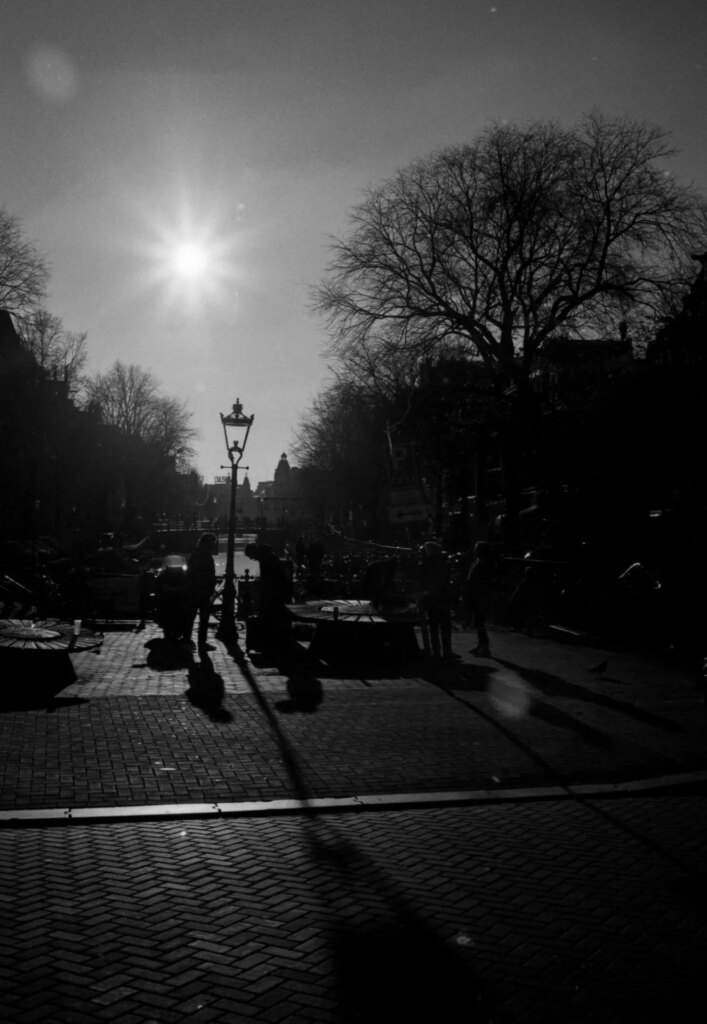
[171,242,209,280]
[146,230,224,311]
[136,194,249,314]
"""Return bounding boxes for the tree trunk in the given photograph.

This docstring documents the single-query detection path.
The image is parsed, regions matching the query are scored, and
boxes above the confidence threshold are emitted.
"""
[500,427,522,555]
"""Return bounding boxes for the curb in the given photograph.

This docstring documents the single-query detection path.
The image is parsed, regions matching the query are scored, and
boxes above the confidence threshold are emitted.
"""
[2,769,707,826]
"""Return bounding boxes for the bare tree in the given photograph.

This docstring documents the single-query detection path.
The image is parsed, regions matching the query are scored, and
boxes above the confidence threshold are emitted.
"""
[18,309,88,394]
[83,361,196,469]
[316,113,707,389]
[316,113,707,548]
[144,394,197,469]
[0,208,48,318]
[293,379,391,528]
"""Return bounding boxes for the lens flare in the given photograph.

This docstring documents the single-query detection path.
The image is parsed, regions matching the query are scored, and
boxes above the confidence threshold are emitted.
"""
[26,44,78,104]
[487,671,532,719]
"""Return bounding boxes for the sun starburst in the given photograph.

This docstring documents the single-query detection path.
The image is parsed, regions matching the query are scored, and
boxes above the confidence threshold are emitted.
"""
[137,195,247,314]
[171,241,210,280]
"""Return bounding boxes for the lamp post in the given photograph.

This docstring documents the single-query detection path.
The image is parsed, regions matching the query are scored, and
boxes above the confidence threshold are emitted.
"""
[215,399,254,645]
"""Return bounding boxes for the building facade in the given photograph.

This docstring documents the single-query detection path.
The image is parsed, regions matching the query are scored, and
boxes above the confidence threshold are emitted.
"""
[207,452,301,527]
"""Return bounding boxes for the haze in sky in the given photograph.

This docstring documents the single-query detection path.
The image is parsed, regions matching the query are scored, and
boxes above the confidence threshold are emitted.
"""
[2,0,705,485]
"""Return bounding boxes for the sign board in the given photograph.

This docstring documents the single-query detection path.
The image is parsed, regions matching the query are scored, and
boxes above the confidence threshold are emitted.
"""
[389,486,430,524]
[386,441,430,525]
[389,444,419,486]
[388,503,429,523]
[390,487,427,507]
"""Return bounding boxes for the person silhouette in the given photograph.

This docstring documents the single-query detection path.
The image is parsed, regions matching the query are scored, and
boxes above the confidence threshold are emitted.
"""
[465,541,494,658]
[187,532,218,651]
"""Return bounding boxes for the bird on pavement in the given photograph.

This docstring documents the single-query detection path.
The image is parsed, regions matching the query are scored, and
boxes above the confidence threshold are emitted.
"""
[587,658,609,674]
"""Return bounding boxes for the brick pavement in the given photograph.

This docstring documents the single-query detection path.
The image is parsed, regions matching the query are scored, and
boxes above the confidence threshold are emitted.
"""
[1,795,706,1022]
[2,622,707,1022]
[1,622,705,812]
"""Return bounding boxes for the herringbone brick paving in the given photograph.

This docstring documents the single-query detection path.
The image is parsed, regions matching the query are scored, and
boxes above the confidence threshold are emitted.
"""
[2,621,707,1021]
[1,624,705,810]
[1,796,706,1023]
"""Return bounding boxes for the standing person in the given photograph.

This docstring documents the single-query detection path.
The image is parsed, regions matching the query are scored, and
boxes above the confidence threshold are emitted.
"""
[418,541,453,661]
[466,541,494,657]
[363,557,398,610]
[306,538,324,573]
[244,543,292,656]
[187,532,217,651]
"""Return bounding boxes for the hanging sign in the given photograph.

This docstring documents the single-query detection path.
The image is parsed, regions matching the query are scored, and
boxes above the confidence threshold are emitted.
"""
[387,440,430,524]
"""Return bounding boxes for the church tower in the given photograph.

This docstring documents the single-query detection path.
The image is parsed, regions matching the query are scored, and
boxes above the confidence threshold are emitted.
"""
[273,452,291,496]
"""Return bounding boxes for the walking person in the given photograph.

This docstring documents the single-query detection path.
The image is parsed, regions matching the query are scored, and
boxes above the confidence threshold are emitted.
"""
[187,532,218,652]
[466,540,494,657]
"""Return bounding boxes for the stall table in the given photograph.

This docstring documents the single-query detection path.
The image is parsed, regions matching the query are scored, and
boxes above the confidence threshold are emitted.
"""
[285,599,421,665]
[0,619,104,690]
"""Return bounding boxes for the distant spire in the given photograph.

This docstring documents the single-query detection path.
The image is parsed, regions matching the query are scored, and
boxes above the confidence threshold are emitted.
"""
[273,452,291,494]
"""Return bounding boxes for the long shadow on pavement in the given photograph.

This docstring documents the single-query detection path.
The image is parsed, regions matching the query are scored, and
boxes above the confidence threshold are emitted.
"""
[495,657,684,733]
[221,636,494,1022]
[309,824,493,1024]
[423,661,707,916]
[429,661,614,750]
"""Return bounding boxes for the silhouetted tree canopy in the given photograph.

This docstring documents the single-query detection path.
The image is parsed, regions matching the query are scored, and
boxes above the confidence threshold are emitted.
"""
[293,379,393,529]
[83,360,196,469]
[316,113,707,389]
[0,208,48,318]
[18,309,87,395]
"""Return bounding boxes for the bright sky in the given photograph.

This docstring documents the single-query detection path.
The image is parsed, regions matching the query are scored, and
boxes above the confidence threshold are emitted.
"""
[2,0,706,485]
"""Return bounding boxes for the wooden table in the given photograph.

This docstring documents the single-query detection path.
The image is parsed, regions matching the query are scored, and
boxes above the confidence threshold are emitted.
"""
[285,600,421,665]
[0,619,104,689]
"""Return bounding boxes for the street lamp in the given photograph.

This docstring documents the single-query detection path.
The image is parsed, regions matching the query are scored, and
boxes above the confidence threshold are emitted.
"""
[215,398,254,645]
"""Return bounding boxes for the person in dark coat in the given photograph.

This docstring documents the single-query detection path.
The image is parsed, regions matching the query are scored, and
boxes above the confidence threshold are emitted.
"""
[362,558,398,609]
[245,543,292,655]
[187,532,217,650]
